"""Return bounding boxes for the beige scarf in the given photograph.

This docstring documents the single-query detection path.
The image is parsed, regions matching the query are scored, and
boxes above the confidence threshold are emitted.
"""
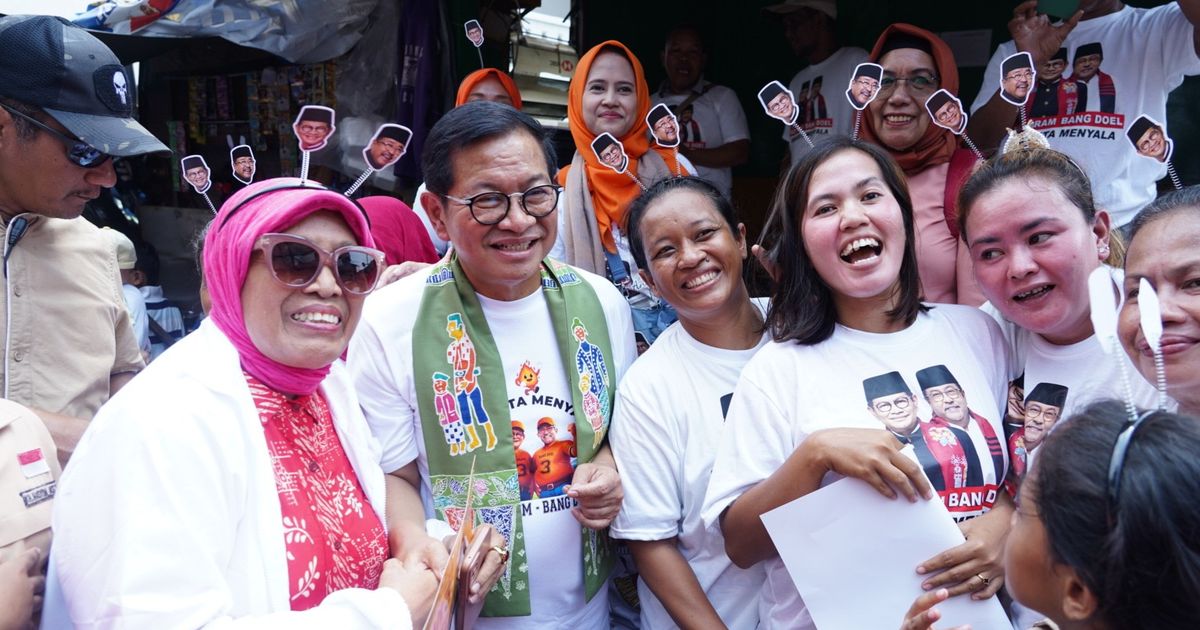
[558,149,676,275]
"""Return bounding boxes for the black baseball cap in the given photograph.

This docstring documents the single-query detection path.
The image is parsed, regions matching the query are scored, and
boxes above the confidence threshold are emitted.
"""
[0,15,169,157]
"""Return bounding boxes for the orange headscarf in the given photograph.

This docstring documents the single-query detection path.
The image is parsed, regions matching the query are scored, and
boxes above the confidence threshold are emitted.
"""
[455,68,523,109]
[860,24,960,173]
[559,40,686,252]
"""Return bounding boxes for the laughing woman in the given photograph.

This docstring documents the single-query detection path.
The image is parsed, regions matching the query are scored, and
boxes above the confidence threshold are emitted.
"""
[703,139,1013,629]
[608,177,767,629]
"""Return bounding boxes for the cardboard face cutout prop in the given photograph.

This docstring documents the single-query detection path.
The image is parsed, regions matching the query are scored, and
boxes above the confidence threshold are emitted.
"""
[758,80,799,126]
[925,89,968,135]
[999,52,1036,106]
[230,144,256,185]
[292,105,336,152]
[591,132,629,174]
[845,63,884,111]
[465,20,484,48]
[1127,115,1173,164]
[646,103,680,148]
[363,123,412,171]
[180,155,211,194]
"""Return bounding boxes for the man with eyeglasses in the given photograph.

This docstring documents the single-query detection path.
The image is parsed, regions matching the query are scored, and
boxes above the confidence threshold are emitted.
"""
[917,365,1006,486]
[349,101,636,629]
[764,0,868,161]
[862,371,978,494]
[0,16,167,464]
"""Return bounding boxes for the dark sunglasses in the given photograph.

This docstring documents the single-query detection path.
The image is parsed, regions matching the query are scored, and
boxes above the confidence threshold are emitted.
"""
[255,233,385,296]
[0,104,111,168]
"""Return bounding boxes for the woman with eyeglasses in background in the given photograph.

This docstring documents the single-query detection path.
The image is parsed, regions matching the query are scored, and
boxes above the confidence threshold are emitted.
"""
[903,399,1200,629]
[860,24,984,306]
[46,178,506,627]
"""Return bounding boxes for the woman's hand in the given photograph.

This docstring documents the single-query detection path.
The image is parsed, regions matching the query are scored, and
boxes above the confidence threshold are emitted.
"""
[808,428,934,503]
[916,502,1012,598]
[900,588,971,630]
[1008,0,1083,67]
[379,556,439,626]
[460,523,509,604]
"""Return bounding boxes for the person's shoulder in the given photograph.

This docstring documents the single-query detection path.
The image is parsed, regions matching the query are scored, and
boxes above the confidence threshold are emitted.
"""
[620,325,682,384]
[835,46,870,63]
[362,267,428,323]
[927,303,1000,328]
[568,263,625,306]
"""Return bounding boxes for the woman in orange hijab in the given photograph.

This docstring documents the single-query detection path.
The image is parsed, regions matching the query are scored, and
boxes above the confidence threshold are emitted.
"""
[554,40,691,343]
[861,24,984,306]
[455,68,522,109]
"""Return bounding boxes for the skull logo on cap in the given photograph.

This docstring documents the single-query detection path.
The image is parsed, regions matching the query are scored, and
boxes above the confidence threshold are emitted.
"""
[112,71,127,106]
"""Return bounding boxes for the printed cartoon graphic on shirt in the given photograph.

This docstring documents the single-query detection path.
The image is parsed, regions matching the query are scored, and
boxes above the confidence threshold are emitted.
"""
[1025,43,1121,141]
[574,318,610,449]
[512,420,536,500]
[433,372,468,456]
[446,313,498,453]
[515,361,541,395]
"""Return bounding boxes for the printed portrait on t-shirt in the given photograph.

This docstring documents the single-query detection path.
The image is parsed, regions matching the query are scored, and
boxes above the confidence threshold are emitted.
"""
[591,133,629,174]
[1027,47,1086,118]
[757,80,799,126]
[229,145,255,185]
[807,76,827,122]
[925,89,968,135]
[464,19,484,48]
[845,62,883,111]
[1071,42,1115,113]
[1126,114,1173,164]
[363,123,412,171]
[292,105,336,152]
[646,103,680,148]
[999,51,1036,107]
[180,155,211,194]
[1022,382,1068,452]
[916,365,1006,484]
[673,103,703,147]
[512,420,536,501]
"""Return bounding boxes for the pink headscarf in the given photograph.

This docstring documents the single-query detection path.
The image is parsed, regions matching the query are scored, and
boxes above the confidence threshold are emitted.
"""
[203,177,376,395]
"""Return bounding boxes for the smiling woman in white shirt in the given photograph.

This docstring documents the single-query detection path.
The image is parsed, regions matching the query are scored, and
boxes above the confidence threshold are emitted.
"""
[609,176,768,629]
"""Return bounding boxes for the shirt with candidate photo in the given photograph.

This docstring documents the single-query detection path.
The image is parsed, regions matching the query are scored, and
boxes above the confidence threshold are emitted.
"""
[970,4,1200,227]
[702,304,1010,629]
[653,79,750,198]
[784,47,870,163]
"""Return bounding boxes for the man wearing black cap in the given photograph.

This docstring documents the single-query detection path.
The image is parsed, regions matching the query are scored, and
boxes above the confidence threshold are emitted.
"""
[646,104,680,148]
[765,0,869,160]
[0,15,166,462]
[862,371,980,493]
[1027,48,1088,118]
[1127,116,1173,163]
[916,365,1006,485]
[592,133,628,173]
[293,105,335,151]
[999,53,1035,106]
[1023,382,1068,451]
[364,124,411,170]
[230,144,255,184]
[1072,42,1115,113]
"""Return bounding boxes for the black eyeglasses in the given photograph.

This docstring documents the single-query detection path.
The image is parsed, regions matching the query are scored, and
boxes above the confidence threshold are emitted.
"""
[878,73,940,96]
[217,180,371,229]
[255,233,385,295]
[1106,409,1157,511]
[436,184,561,226]
[0,104,111,168]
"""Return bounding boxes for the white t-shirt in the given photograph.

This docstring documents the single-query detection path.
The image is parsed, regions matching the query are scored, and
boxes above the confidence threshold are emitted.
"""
[348,266,636,630]
[969,4,1200,226]
[701,305,1010,629]
[981,268,1164,478]
[610,299,769,630]
[653,79,751,198]
[120,282,150,355]
[784,47,870,163]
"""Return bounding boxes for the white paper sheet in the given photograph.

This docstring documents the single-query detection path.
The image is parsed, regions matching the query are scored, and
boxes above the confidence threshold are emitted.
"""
[761,471,1011,629]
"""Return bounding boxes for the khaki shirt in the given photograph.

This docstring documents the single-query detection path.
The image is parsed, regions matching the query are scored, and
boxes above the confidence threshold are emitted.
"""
[0,398,60,557]
[0,215,144,419]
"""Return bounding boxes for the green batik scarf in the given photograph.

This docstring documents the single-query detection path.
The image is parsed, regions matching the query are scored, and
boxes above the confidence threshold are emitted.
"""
[412,254,616,617]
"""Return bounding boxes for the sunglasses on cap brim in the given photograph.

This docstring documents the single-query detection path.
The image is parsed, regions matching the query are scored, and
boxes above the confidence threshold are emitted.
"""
[0,104,111,168]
